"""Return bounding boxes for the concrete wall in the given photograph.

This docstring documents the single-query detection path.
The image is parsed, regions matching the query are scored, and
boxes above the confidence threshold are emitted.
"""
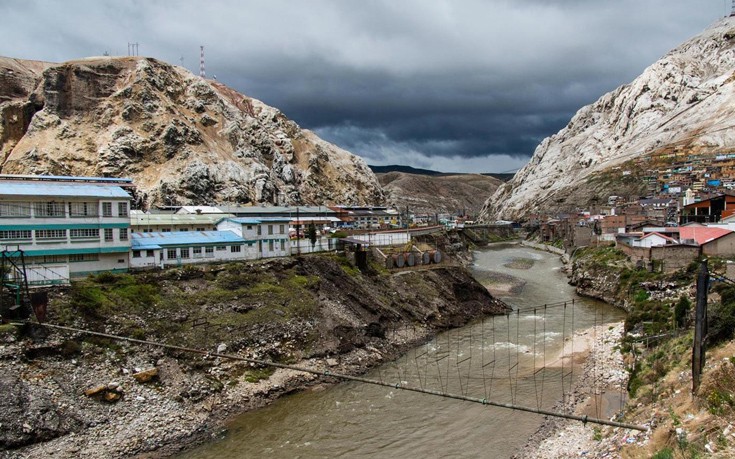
[702,232,735,257]
[520,240,566,255]
[651,245,700,272]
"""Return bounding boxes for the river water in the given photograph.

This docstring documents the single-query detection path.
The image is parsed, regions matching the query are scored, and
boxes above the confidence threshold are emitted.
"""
[179,243,625,458]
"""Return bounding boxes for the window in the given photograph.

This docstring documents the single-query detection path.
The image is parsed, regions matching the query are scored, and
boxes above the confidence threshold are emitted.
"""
[257,226,262,235]
[258,241,262,252]
[70,228,99,239]
[205,246,214,257]
[36,229,66,239]
[34,202,65,217]
[268,225,273,235]
[68,202,98,217]
[166,248,177,259]
[161,228,171,232]
[40,255,66,263]
[102,202,112,217]
[0,202,31,217]
[230,245,241,253]
[179,228,189,232]
[196,227,205,232]
[280,240,285,251]
[193,247,202,258]
[0,230,32,240]
[132,250,141,258]
[180,248,190,258]
[246,225,253,230]
[146,250,154,258]
[119,228,128,241]
[104,228,114,242]
[279,224,285,234]
[69,253,99,262]
[216,246,226,251]
[269,240,274,251]
[118,202,128,217]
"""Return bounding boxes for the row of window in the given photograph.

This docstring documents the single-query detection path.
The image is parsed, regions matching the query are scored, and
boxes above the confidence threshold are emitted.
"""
[139,227,212,233]
[25,253,100,264]
[0,228,128,242]
[0,201,128,218]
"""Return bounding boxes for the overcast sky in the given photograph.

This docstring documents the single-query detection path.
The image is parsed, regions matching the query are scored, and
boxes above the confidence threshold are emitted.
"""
[0,1,727,173]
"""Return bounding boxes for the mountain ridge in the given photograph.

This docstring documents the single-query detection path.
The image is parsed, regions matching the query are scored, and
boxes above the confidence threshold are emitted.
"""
[0,56,385,208]
[479,17,735,221]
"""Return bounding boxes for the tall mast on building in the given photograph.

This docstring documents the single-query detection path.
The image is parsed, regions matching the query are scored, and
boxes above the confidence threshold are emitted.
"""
[199,45,206,78]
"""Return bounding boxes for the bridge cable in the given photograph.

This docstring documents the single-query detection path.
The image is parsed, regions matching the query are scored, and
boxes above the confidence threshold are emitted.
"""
[13,321,646,432]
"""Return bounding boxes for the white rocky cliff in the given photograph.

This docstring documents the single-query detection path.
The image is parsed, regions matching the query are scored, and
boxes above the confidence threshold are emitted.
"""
[0,56,385,207]
[480,17,735,221]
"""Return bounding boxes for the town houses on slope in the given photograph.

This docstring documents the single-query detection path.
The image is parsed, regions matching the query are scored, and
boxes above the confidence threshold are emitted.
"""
[535,188,735,273]
[0,174,416,286]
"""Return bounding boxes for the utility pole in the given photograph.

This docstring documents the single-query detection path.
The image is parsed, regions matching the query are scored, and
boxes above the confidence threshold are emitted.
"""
[199,45,206,78]
[692,260,708,392]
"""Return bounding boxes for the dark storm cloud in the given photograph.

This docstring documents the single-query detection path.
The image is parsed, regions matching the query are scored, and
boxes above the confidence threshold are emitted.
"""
[0,0,725,172]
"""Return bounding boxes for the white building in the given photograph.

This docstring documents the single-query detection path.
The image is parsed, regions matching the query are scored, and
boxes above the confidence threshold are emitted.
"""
[0,175,132,284]
[130,231,247,268]
[130,211,233,233]
[216,217,290,259]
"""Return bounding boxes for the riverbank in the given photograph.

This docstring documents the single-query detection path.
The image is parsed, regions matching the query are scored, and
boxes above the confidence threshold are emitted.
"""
[0,255,509,458]
[515,322,636,459]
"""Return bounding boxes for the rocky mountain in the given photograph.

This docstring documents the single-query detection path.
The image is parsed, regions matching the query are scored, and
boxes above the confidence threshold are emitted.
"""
[480,17,735,221]
[0,56,384,208]
[375,169,503,216]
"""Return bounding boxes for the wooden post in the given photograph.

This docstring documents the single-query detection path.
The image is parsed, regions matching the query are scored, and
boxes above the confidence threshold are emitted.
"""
[692,260,708,393]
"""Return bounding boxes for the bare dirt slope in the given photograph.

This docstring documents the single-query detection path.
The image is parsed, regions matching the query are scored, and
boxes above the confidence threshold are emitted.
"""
[0,56,384,208]
[377,170,502,216]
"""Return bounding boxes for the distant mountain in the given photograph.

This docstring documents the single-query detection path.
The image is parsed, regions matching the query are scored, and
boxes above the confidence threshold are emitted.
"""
[0,56,385,208]
[369,164,514,182]
[374,169,503,216]
[480,17,735,221]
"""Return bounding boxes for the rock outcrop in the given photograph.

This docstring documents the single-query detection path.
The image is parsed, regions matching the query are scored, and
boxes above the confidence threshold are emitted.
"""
[0,56,384,207]
[481,17,735,220]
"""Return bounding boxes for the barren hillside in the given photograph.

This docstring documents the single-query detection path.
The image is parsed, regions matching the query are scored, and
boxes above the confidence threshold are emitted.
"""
[377,170,502,216]
[0,56,384,208]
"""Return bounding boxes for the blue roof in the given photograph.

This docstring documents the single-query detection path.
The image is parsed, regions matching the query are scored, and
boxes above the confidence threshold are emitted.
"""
[224,217,262,224]
[256,217,292,222]
[0,174,133,184]
[131,230,245,249]
[1,182,131,199]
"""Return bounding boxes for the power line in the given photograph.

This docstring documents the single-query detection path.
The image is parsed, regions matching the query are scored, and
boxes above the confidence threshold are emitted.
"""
[13,320,647,432]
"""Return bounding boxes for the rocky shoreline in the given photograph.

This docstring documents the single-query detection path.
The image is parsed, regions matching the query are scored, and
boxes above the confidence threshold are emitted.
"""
[0,256,509,459]
[0,324,435,459]
[513,322,645,459]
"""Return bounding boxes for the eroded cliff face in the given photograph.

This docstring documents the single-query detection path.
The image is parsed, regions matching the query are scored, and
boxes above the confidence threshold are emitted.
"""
[0,56,384,207]
[480,17,735,221]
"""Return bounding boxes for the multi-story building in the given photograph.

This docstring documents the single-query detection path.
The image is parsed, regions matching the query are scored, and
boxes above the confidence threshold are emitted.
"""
[0,175,132,284]
[216,217,291,258]
[129,210,233,233]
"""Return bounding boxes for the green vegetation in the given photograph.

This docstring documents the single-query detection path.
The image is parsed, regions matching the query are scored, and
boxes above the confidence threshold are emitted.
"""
[651,447,674,459]
[51,260,323,351]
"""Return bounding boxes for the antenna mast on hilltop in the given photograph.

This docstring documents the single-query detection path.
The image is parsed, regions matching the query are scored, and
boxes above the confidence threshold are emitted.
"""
[731,0,735,16]
[199,45,206,78]
[127,42,139,56]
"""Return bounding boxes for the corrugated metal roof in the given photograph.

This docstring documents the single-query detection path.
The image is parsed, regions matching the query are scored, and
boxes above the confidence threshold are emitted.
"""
[0,174,133,184]
[131,213,234,225]
[218,205,337,215]
[224,217,262,224]
[131,230,244,248]
[1,182,131,198]
[257,217,293,222]
[679,226,733,245]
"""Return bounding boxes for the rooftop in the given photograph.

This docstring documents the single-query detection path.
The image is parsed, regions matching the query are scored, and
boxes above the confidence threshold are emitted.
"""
[131,230,245,249]
[0,181,131,199]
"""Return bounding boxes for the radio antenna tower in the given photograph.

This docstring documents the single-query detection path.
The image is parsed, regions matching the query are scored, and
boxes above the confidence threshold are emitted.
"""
[127,42,139,56]
[199,45,206,78]
[731,0,735,16]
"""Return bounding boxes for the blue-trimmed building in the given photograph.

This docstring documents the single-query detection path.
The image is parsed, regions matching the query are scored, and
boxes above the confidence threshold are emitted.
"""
[217,217,291,258]
[130,231,248,268]
[0,175,133,283]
